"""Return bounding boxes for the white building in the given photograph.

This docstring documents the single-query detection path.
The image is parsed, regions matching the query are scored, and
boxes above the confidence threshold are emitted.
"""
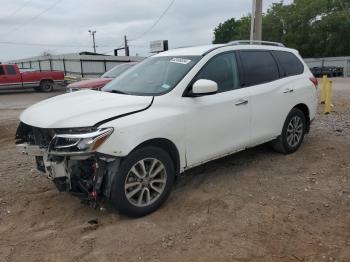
[9,51,144,78]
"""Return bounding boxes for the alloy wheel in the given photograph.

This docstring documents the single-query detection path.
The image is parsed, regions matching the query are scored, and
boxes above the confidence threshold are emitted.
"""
[286,115,304,148]
[124,158,167,207]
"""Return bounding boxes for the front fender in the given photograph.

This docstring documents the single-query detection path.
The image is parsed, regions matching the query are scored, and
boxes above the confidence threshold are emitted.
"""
[96,102,187,172]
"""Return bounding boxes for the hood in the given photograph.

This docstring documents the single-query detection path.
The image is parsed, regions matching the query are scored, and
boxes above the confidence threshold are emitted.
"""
[20,90,153,128]
[68,78,112,89]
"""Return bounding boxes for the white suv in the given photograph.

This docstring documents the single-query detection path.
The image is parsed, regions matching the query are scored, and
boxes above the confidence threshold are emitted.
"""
[16,41,318,217]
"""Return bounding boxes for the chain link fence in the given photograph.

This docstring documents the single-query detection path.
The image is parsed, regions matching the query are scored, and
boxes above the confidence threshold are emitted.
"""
[304,56,350,77]
[10,54,144,78]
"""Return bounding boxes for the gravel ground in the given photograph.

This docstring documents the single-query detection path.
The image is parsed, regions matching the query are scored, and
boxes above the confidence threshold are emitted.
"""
[0,80,349,262]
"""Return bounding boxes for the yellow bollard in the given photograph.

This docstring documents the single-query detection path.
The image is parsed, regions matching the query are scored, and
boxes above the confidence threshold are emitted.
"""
[320,75,327,104]
[325,80,333,114]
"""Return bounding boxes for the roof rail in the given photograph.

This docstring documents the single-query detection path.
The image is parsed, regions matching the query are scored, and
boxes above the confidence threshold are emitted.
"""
[227,40,285,47]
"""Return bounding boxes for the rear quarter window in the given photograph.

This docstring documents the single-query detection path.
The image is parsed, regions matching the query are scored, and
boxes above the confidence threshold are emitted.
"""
[0,66,4,75]
[273,51,304,77]
[239,50,280,86]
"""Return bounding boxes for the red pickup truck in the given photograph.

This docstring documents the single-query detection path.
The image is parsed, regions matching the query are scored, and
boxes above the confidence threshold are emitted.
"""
[0,64,65,92]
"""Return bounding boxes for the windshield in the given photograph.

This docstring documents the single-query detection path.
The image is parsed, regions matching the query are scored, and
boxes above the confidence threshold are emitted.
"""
[101,63,135,78]
[102,56,201,95]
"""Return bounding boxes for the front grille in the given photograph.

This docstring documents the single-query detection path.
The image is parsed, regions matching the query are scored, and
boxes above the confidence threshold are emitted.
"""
[15,122,96,147]
[32,127,54,147]
[15,122,54,147]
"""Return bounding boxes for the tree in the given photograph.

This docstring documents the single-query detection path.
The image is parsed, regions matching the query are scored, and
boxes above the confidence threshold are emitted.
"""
[212,0,350,57]
[213,16,251,44]
[213,18,240,44]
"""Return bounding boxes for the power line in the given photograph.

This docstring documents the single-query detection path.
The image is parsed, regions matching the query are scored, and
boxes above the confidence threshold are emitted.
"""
[4,0,63,37]
[4,0,34,20]
[101,49,115,55]
[100,44,124,55]
[0,41,113,48]
[129,0,175,41]
[2,0,175,56]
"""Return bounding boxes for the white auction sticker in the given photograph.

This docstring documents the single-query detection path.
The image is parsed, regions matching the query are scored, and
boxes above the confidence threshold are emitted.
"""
[161,84,171,89]
[170,58,191,65]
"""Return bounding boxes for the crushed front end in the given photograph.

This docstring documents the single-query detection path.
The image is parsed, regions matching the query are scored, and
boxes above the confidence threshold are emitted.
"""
[15,122,119,207]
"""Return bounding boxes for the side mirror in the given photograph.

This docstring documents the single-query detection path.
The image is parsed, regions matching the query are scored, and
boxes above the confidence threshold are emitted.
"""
[192,79,218,96]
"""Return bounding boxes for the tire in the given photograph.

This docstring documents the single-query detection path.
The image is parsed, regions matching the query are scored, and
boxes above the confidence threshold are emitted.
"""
[272,108,307,154]
[40,80,54,92]
[110,146,175,217]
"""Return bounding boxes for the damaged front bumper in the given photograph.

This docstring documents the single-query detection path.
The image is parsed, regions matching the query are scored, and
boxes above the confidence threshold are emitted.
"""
[17,142,120,203]
[16,122,120,204]
[16,143,94,179]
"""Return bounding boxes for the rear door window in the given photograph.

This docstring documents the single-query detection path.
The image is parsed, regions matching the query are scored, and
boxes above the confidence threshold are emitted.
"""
[273,51,304,77]
[5,65,17,75]
[239,50,280,86]
[0,66,4,75]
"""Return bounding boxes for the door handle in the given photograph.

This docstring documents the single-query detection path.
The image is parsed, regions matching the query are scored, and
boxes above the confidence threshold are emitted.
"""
[283,88,294,93]
[235,98,248,106]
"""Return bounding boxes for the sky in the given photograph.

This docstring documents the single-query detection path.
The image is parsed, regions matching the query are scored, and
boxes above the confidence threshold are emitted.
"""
[0,0,293,61]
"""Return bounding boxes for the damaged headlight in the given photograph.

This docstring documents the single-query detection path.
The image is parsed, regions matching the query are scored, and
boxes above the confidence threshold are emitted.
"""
[49,127,113,154]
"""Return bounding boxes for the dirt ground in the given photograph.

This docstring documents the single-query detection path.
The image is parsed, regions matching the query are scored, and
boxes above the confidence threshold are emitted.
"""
[0,81,349,262]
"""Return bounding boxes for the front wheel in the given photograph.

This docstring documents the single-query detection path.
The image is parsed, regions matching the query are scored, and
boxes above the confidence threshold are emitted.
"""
[110,146,175,217]
[272,108,306,154]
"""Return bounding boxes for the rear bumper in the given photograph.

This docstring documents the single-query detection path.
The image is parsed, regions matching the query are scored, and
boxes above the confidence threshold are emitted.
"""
[54,80,67,87]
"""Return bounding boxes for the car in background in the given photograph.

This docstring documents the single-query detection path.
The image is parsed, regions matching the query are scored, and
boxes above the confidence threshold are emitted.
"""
[66,62,137,92]
[310,66,344,78]
[0,64,65,92]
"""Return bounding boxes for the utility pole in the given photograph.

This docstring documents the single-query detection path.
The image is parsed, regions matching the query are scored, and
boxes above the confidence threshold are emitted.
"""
[114,36,130,56]
[88,30,97,53]
[250,0,263,42]
[124,35,130,56]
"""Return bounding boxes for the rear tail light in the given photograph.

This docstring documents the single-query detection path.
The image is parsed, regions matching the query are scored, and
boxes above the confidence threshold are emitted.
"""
[309,77,318,88]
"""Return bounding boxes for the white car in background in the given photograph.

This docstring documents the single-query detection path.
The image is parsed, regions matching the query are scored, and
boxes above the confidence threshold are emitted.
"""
[16,41,318,217]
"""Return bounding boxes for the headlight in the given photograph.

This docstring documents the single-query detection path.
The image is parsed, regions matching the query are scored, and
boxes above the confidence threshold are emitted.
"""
[49,128,113,154]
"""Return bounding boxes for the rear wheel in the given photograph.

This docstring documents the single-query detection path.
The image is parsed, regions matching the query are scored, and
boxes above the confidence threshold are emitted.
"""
[272,108,306,154]
[40,80,54,92]
[110,146,175,217]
